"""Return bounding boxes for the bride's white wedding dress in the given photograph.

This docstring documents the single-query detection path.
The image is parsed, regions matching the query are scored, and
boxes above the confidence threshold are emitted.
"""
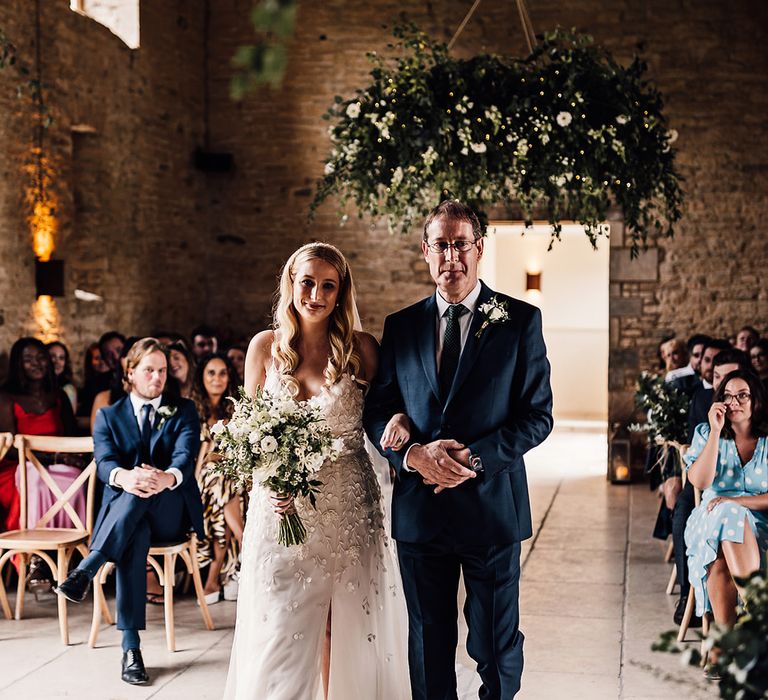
[223,371,410,699]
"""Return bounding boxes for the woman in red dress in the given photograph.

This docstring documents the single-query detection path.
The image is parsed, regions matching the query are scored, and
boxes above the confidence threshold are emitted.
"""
[0,338,77,588]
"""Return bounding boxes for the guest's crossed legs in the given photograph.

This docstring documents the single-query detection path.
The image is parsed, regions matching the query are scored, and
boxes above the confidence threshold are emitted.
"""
[90,489,189,630]
[398,540,523,700]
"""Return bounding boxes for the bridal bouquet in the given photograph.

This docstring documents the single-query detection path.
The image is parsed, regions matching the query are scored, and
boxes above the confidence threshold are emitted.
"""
[210,387,343,546]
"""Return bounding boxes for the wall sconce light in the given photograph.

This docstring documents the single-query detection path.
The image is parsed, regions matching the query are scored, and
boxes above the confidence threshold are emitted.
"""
[609,423,632,484]
[35,258,64,298]
[526,271,541,292]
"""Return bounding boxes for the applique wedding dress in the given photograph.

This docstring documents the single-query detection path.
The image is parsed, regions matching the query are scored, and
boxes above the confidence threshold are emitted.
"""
[223,371,410,699]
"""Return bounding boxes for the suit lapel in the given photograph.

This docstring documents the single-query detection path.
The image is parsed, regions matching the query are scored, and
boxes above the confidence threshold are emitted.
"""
[118,395,142,448]
[445,281,494,407]
[149,395,172,456]
[417,295,440,401]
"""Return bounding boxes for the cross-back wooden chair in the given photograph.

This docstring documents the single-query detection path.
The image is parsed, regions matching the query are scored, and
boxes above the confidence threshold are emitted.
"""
[0,434,100,645]
[89,437,215,651]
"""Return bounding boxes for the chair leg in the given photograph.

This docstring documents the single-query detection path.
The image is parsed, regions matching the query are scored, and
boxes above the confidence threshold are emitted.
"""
[15,553,27,620]
[89,564,106,648]
[677,588,696,642]
[664,539,674,563]
[186,542,214,631]
[666,564,677,595]
[163,553,176,652]
[56,548,70,645]
[701,614,711,667]
[0,550,12,619]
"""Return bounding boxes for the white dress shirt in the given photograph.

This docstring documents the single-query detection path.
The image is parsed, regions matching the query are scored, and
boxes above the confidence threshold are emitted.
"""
[108,393,183,489]
[403,281,483,471]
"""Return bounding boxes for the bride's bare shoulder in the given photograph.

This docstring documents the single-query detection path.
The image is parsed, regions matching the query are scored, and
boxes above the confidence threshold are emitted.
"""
[248,330,275,357]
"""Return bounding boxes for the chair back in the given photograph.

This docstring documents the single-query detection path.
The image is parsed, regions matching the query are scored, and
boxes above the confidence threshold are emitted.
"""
[0,433,12,461]
[14,435,97,533]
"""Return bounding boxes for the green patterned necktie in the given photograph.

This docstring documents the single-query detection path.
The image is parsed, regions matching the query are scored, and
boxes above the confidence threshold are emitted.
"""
[439,304,468,400]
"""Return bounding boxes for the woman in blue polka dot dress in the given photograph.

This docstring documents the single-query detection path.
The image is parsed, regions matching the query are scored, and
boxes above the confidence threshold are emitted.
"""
[684,369,768,626]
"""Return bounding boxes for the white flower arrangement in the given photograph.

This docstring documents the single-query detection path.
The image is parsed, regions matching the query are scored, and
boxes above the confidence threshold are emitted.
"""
[211,387,342,546]
[475,296,510,338]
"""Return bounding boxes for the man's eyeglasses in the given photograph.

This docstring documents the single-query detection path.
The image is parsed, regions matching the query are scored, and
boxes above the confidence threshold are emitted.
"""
[425,240,477,254]
[722,392,751,405]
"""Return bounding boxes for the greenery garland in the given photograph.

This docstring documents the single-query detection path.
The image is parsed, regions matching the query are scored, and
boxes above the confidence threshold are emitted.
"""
[312,24,683,251]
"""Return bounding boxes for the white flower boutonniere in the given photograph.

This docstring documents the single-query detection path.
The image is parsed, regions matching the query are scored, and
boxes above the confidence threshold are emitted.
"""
[476,296,510,338]
[157,405,178,429]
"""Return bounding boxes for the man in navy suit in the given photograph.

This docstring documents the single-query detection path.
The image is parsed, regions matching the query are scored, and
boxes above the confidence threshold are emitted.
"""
[364,200,553,699]
[55,337,203,684]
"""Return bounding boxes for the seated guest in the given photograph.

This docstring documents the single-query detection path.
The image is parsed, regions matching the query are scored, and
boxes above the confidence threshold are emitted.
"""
[47,341,77,413]
[735,325,759,353]
[55,338,204,685]
[750,338,768,392]
[151,330,187,347]
[191,325,219,361]
[99,331,126,377]
[0,338,79,589]
[225,344,247,384]
[91,337,139,432]
[684,370,768,638]
[671,343,748,624]
[192,353,244,602]
[662,338,694,385]
[686,334,711,377]
[168,340,195,399]
[77,342,110,420]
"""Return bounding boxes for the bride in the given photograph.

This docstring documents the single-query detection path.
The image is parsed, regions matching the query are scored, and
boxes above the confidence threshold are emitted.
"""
[223,242,410,699]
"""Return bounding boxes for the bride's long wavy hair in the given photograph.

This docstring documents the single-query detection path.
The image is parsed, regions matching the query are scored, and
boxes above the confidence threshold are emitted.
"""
[272,242,366,396]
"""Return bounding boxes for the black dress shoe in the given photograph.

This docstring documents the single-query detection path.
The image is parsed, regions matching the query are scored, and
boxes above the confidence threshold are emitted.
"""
[673,596,702,628]
[122,649,149,685]
[53,569,91,603]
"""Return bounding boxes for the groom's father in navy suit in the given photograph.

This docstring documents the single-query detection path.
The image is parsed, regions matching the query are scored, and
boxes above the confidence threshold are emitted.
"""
[365,200,553,699]
[55,337,203,685]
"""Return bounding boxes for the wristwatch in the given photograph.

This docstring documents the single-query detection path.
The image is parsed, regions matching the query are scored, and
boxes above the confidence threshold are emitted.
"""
[469,453,484,473]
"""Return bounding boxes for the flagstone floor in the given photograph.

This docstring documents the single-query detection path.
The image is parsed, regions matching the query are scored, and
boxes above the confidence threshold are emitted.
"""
[0,426,717,699]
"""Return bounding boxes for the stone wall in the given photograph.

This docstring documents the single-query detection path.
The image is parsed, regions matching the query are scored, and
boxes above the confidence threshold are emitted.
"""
[0,0,766,425]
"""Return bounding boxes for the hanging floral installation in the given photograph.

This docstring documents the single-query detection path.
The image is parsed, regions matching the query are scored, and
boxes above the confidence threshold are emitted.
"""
[311,24,683,252]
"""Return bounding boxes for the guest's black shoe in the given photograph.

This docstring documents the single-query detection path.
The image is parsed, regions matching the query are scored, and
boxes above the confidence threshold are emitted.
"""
[673,596,702,628]
[121,649,149,685]
[53,569,91,603]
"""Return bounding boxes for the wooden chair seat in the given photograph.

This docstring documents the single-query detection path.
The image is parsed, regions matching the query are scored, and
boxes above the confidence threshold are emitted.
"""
[0,529,89,548]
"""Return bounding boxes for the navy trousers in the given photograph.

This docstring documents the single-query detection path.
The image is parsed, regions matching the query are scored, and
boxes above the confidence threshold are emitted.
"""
[397,539,524,700]
[89,489,189,630]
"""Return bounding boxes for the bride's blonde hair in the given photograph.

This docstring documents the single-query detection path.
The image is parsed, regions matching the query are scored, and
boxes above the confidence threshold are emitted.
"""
[272,242,366,396]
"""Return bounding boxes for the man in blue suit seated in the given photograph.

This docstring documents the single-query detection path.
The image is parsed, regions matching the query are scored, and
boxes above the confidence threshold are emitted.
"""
[55,337,203,685]
[364,200,553,700]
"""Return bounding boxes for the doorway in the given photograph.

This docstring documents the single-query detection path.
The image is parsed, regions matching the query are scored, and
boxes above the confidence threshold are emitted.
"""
[479,222,610,422]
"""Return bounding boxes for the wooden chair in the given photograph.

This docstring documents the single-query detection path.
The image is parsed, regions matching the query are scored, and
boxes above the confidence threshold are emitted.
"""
[0,435,98,645]
[89,436,215,651]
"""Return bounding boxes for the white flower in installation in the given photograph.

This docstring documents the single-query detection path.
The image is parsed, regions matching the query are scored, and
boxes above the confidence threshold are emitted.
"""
[556,111,573,127]
[260,436,278,453]
[470,142,487,154]
[346,102,361,118]
[616,114,629,125]
[390,166,404,188]
[324,162,335,175]
[516,139,529,156]
[666,129,678,143]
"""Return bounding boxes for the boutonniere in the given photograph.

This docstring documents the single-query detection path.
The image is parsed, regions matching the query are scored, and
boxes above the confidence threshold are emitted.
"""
[157,405,178,429]
[475,296,509,338]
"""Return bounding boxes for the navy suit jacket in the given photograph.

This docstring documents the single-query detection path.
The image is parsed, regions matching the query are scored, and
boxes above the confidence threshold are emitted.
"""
[364,281,553,545]
[92,394,204,539]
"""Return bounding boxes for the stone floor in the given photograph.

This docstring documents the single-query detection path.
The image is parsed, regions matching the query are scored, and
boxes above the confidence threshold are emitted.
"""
[0,427,717,699]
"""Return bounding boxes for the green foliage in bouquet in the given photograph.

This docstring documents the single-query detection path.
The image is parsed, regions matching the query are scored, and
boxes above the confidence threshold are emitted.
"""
[211,386,341,545]
[654,571,768,699]
[312,23,683,253]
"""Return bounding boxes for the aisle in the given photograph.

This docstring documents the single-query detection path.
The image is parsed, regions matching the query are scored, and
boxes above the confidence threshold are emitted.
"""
[0,426,716,699]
